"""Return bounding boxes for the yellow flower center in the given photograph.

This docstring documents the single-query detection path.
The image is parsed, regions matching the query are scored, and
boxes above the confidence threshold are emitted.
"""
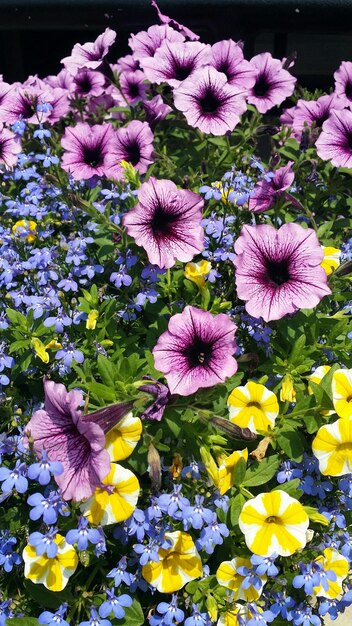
[265,516,282,524]
[247,401,262,409]
[337,442,352,452]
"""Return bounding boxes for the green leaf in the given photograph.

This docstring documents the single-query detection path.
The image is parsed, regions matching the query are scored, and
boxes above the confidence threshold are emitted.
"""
[6,619,40,626]
[288,335,306,365]
[242,455,280,487]
[118,599,144,626]
[6,308,28,330]
[232,456,247,486]
[97,354,116,388]
[88,382,116,403]
[303,412,323,434]
[230,492,246,526]
[273,479,302,499]
[277,430,305,461]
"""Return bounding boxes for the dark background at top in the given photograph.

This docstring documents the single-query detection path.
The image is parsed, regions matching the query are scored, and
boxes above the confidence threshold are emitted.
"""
[1,0,352,89]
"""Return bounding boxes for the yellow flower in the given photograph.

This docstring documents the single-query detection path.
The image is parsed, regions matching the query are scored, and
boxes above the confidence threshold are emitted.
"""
[23,534,78,591]
[45,339,62,350]
[217,605,255,626]
[227,381,279,433]
[142,531,202,593]
[31,337,49,363]
[80,463,139,525]
[332,368,352,418]
[238,490,309,556]
[12,219,37,243]
[201,447,248,495]
[105,412,142,461]
[280,374,296,403]
[216,556,266,601]
[313,548,348,599]
[321,246,341,275]
[86,309,99,330]
[184,260,211,288]
[312,416,352,476]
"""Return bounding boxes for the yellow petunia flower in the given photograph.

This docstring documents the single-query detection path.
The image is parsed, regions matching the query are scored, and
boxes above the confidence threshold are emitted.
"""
[142,531,202,593]
[312,416,352,476]
[12,219,37,243]
[227,381,279,433]
[202,447,248,495]
[321,246,341,275]
[217,605,255,626]
[31,337,49,363]
[86,309,99,330]
[314,548,349,599]
[105,412,142,461]
[238,490,309,557]
[332,369,352,419]
[80,462,139,526]
[23,534,78,591]
[216,556,266,601]
[184,260,212,288]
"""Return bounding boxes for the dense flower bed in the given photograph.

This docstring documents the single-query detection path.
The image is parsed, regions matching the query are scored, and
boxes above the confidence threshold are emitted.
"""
[0,2,352,625]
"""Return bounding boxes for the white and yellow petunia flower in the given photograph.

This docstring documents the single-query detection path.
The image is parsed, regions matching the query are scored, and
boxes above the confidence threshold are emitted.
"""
[217,605,255,626]
[238,490,309,557]
[23,534,78,591]
[184,260,212,289]
[314,548,349,599]
[216,556,266,601]
[80,463,139,525]
[312,416,352,476]
[332,369,352,419]
[142,531,202,593]
[227,381,279,433]
[308,365,334,415]
[321,246,341,275]
[105,412,142,461]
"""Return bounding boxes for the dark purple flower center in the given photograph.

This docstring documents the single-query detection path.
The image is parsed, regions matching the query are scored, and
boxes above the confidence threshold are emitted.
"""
[254,74,270,97]
[345,82,352,100]
[21,97,36,119]
[77,76,93,94]
[125,141,141,166]
[265,259,291,286]
[128,82,140,98]
[172,60,194,82]
[83,145,104,168]
[150,206,178,234]
[199,89,221,114]
[184,337,213,367]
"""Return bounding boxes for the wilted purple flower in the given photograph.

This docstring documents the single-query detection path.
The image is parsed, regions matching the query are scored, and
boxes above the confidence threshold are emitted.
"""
[150,0,200,41]
[123,177,204,269]
[249,161,294,213]
[142,95,172,128]
[316,109,352,168]
[247,52,296,114]
[173,66,247,135]
[153,305,238,396]
[139,377,171,421]
[61,28,116,74]
[234,223,331,322]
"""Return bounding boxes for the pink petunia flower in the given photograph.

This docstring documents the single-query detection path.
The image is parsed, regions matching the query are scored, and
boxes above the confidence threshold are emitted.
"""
[209,39,256,91]
[61,28,116,75]
[173,66,247,135]
[119,70,149,105]
[25,380,133,501]
[61,122,118,181]
[111,120,154,178]
[72,68,106,99]
[315,109,352,168]
[291,93,344,142]
[129,24,185,62]
[0,86,53,125]
[247,52,296,114]
[0,124,22,169]
[153,305,238,396]
[234,223,331,322]
[123,177,204,269]
[334,61,352,108]
[249,161,295,213]
[140,41,211,88]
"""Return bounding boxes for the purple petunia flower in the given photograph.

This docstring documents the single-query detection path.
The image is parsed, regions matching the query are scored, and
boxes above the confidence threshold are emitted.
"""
[119,70,149,105]
[142,95,172,128]
[209,39,256,90]
[112,120,154,178]
[72,68,106,98]
[150,0,200,41]
[128,23,185,61]
[334,60,352,108]
[290,93,344,143]
[153,305,238,396]
[0,124,22,169]
[173,66,247,135]
[25,379,132,501]
[247,52,296,114]
[141,41,211,87]
[316,109,352,168]
[234,223,331,322]
[61,122,118,181]
[123,177,204,269]
[61,27,116,74]
[249,161,294,213]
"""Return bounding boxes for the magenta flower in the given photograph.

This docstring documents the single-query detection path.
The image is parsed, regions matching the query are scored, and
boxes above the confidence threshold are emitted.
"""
[334,61,352,108]
[209,39,256,90]
[128,24,185,62]
[0,86,52,125]
[72,68,106,98]
[61,122,117,181]
[153,305,238,396]
[0,124,22,169]
[61,27,116,75]
[112,120,154,178]
[247,52,296,114]
[140,41,211,87]
[173,66,247,135]
[315,109,352,168]
[249,161,295,213]
[119,70,149,105]
[234,223,331,322]
[25,380,133,501]
[123,177,204,269]
[291,93,344,142]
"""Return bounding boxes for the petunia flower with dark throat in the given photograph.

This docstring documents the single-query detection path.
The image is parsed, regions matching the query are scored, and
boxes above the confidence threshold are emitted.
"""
[112,120,154,179]
[153,305,238,396]
[234,223,331,322]
[316,109,352,168]
[61,27,116,75]
[61,122,117,181]
[173,66,247,135]
[25,379,133,501]
[209,39,256,91]
[140,41,211,88]
[123,176,204,269]
[247,52,296,114]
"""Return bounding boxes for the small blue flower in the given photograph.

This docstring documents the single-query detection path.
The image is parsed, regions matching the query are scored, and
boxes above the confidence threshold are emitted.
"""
[27,490,70,524]
[251,553,279,577]
[0,460,28,493]
[107,556,132,587]
[79,606,111,626]
[27,450,63,485]
[156,595,184,625]
[38,603,69,626]
[184,604,212,626]
[66,517,102,551]
[99,589,132,620]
